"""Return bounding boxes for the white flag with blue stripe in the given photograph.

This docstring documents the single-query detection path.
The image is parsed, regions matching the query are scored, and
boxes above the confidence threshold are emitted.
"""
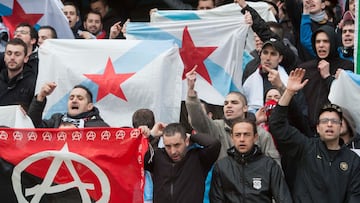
[329,71,360,134]
[0,0,73,39]
[150,2,276,23]
[37,39,183,127]
[150,1,275,53]
[127,16,249,105]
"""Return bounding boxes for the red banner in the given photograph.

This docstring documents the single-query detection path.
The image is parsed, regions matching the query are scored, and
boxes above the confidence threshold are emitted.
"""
[0,127,148,203]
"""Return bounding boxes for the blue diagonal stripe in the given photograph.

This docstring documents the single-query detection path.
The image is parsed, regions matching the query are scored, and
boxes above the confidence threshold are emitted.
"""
[205,59,239,96]
[44,41,174,118]
[128,22,238,97]
[0,4,12,16]
[157,11,201,21]
[127,23,182,47]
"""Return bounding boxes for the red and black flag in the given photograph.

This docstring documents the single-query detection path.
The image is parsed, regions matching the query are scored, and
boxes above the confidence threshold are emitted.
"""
[0,127,148,203]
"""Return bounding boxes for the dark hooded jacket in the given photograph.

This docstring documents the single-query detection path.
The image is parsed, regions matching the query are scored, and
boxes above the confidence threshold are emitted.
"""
[300,25,354,128]
[0,63,37,111]
[144,132,220,203]
[269,105,360,203]
[27,97,109,128]
[210,145,292,203]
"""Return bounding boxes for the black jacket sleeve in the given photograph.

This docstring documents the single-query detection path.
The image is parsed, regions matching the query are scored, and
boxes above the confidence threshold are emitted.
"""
[241,5,298,72]
[269,104,308,159]
[191,132,221,169]
[209,162,225,202]
[270,159,293,203]
[27,96,48,128]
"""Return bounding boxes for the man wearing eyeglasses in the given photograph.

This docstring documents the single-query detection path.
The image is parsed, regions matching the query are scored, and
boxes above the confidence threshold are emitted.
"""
[269,68,360,202]
[0,22,39,75]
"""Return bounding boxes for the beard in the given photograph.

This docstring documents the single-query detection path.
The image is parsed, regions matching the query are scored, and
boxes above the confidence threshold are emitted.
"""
[6,63,23,73]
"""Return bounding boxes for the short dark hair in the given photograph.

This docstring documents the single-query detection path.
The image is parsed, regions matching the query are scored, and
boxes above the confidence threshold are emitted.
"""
[132,109,155,128]
[90,0,108,6]
[230,117,257,135]
[73,85,93,103]
[163,123,187,140]
[318,103,343,122]
[197,0,215,6]
[6,38,28,56]
[343,19,355,27]
[264,87,281,103]
[227,91,248,106]
[15,22,38,49]
[63,1,80,16]
[39,25,58,39]
[84,10,103,23]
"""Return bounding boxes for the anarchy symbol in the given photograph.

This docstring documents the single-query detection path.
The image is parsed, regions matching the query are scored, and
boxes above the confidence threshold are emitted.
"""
[12,144,110,203]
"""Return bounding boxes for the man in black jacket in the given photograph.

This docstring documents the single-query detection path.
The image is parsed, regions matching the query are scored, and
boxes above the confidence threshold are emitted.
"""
[143,122,220,203]
[0,23,38,75]
[210,118,291,202]
[28,82,109,128]
[269,68,360,202]
[236,0,299,81]
[0,38,36,112]
[300,25,353,130]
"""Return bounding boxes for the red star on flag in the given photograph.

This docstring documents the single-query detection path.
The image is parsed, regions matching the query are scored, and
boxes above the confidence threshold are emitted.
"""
[84,58,135,102]
[2,0,44,38]
[179,26,217,84]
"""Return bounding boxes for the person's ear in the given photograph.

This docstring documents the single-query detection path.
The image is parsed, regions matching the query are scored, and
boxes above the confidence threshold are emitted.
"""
[254,133,259,143]
[321,2,326,10]
[23,54,29,63]
[242,105,248,113]
[316,124,320,134]
[30,38,36,47]
[185,135,190,147]
[87,103,94,111]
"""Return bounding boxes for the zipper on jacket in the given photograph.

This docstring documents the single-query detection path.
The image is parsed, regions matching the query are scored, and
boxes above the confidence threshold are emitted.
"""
[241,161,246,202]
[170,163,175,202]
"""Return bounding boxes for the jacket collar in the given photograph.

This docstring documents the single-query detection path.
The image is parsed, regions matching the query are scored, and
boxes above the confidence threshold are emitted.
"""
[227,145,261,164]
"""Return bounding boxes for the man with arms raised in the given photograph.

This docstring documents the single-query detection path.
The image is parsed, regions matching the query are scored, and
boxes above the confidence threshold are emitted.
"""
[186,67,280,163]
[269,68,360,202]
[143,123,220,203]
[28,82,109,128]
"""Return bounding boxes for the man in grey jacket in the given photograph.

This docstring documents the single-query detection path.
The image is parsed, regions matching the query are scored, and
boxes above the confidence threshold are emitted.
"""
[185,66,280,164]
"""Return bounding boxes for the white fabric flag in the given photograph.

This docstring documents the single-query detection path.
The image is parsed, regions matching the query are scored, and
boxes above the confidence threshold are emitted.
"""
[329,70,360,134]
[37,39,183,127]
[0,105,34,128]
[151,2,276,23]
[150,1,276,52]
[1,0,73,39]
[127,17,249,105]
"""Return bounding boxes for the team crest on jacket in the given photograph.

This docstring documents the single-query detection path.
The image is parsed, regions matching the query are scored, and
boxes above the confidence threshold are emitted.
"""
[340,162,348,171]
[252,178,262,190]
